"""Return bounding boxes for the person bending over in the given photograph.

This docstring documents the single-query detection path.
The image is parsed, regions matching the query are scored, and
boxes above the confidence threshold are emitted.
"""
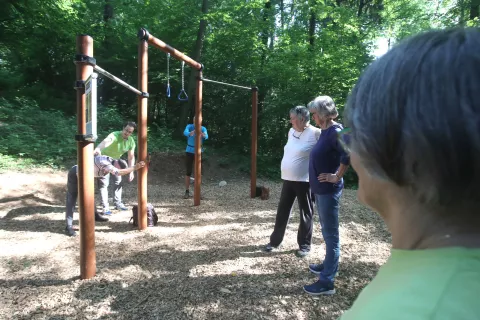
[65,155,145,236]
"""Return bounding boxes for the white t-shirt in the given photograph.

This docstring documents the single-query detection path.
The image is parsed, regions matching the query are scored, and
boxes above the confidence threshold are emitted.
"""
[281,125,321,182]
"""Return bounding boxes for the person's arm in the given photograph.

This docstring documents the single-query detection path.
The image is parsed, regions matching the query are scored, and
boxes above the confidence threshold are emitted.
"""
[332,130,350,181]
[184,125,193,137]
[127,148,135,182]
[94,133,115,155]
[202,127,208,140]
[116,161,145,176]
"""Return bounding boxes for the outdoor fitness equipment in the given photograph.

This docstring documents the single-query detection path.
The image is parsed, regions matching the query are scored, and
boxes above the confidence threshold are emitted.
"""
[166,53,171,98]
[74,30,259,281]
[165,53,188,101]
[178,60,188,101]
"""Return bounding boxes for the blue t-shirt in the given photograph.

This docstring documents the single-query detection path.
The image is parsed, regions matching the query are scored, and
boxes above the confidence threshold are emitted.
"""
[309,124,350,195]
[184,124,208,154]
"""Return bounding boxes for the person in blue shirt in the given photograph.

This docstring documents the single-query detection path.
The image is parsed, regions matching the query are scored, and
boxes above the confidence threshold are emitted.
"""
[303,95,350,296]
[183,117,208,199]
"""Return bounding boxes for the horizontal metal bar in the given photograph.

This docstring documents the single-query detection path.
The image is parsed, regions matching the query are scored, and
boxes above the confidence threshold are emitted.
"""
[200,78,252,90]
[94,65,143,96]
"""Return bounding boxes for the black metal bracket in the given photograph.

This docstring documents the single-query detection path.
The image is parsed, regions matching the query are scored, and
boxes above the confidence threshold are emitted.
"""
[74,54,96,66]
[138,28,150,41]
[75,134,97,143]
[74,80,85,90]
[141,92,149,98]
[251,86,259,92]
[199,63,204,71]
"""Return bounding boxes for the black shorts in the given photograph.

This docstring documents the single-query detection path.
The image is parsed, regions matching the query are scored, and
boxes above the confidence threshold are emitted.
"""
[185,152,195,176]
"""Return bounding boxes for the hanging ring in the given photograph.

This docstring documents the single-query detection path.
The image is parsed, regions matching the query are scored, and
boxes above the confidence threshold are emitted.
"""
[178,89,188,101]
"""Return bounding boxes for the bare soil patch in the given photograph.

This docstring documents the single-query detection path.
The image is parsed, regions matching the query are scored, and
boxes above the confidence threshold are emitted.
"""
[0,152,391,319]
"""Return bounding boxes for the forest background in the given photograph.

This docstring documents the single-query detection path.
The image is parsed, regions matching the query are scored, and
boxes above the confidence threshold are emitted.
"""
[1,0,479,185]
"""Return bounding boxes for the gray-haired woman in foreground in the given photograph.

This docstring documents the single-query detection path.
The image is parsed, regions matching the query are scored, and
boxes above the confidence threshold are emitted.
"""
[339,28,480,319]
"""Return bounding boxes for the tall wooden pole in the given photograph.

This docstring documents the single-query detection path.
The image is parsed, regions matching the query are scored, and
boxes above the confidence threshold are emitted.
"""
[76,35,95,279]
[137,38,148,229]
[194,70,203,206]
[251,87,258,198]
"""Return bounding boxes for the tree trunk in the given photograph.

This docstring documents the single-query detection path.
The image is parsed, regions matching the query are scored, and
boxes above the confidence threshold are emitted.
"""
[257,1,274,141]
[280,0,284,29]
[470,0,480,20]
[101,0,114,104]
[307,1,317,83]
[308,4,316,47]
[175,0,209,138]
[358,0,365,17]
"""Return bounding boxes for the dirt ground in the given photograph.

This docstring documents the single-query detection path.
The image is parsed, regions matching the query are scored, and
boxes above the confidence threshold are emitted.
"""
[0,152,391,320]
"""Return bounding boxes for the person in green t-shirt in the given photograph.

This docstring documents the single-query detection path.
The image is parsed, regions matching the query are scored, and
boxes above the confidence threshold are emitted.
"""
[94,121,137,214]
[335,28,480,319]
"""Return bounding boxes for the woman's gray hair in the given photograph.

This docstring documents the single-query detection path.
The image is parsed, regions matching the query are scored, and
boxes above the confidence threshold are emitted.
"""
[307,96,339,119]
[289,106,310,126]
[344,27,480,213]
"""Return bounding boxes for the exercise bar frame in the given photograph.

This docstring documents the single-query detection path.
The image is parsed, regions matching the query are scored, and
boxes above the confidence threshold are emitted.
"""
[137,28,259,203]
[74,30,258,280]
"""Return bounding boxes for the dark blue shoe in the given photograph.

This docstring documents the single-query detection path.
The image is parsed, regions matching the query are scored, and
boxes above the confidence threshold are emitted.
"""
[308,263,324,275]
[303,279,335,296]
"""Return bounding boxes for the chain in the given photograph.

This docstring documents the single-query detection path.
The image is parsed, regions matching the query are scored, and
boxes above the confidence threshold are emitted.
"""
[167,53,170,85]
[181,60,185,90]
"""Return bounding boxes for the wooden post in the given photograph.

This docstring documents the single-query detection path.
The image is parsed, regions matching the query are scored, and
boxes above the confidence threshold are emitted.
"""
[251,87,258,198]
[194,70,203,206]
[76,35,96,279]
[137,38,148,230]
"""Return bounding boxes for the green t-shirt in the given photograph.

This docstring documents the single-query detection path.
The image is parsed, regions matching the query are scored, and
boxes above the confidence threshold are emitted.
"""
[340,247,480,320]
[100,131,136,159]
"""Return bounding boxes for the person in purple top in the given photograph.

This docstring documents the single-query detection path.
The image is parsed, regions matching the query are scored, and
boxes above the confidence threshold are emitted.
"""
[303,95,350,296]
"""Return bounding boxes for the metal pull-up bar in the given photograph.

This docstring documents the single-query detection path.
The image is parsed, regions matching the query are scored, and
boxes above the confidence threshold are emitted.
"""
[200,77,252,91]
[94,65,148,97]
[199,76,259,197]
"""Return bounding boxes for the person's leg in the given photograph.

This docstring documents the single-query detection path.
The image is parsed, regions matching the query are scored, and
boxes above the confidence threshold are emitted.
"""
[97,173,111,214]
[184,152,194,198]
[113,174,126,210]
[318,190,342,282]
[267,180,296,249]
[65,165,78,236]
[295,182,314,255]
[304,190,342,295]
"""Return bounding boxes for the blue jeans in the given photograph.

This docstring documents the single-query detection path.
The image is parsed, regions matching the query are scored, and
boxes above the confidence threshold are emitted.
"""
[97,173,123,211]
[315,190,342,284]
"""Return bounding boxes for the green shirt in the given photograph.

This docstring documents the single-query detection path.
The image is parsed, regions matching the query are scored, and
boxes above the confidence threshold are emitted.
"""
[340,247,480,320]
[101,131,136,159]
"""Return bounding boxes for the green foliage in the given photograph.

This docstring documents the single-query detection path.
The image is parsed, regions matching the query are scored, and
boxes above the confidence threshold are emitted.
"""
[0,97,77,168]
[0,97,185,170]
[1,0,477,184]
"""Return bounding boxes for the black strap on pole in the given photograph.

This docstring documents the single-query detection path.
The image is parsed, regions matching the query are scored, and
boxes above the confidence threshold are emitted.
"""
[199,77,252,91]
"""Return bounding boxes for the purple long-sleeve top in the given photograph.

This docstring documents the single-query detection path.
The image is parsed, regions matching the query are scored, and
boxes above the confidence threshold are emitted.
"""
[309,124,350,195]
